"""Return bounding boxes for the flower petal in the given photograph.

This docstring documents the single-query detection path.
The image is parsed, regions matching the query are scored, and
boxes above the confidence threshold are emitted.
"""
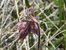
[31,22,39,35]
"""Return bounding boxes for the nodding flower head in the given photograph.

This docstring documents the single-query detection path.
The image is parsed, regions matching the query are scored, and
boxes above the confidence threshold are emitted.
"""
[17,20,31,39]
[17,19,40,40]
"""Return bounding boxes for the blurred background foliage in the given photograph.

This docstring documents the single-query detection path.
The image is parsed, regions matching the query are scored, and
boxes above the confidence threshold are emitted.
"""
[0,0,66,50]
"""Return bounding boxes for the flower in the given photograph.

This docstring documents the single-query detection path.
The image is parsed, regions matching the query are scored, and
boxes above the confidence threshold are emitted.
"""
[17,20,39,40]
[17,20,31,39]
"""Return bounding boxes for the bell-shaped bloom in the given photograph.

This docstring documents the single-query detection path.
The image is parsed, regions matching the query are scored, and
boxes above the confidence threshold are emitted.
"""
[17,20,31,39]
[17,20,40,40]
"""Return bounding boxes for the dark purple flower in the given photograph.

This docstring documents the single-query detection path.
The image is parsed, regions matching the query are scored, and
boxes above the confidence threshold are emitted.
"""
[17,20,31,39]
[17,19,40,40]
